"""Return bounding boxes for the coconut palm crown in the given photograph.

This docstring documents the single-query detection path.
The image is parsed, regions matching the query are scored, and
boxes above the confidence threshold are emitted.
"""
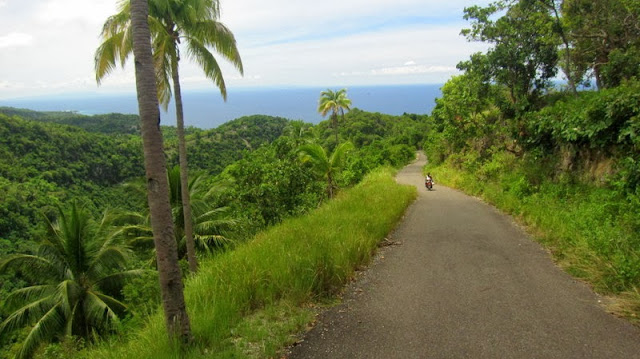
[318,88,352,144]
[95,0,243,106]
[0,203,140,359]
[299,142,354,199]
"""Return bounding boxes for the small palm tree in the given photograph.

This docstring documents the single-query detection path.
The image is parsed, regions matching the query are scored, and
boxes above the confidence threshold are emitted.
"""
[122,166,237,260]
[299,142,354,199]
[318,89,352,144]
[0,203,141,359]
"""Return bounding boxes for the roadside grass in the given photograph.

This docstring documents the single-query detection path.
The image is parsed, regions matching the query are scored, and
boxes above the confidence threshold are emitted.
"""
[85,167,416,358]
[429,160,640,323]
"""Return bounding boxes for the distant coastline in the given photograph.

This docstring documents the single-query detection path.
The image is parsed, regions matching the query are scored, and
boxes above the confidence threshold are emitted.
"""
[0,84,442,129]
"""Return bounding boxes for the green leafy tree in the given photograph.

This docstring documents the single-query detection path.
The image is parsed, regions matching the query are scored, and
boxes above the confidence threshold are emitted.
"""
[462,0,559,112]
[96,0,243,273]
[0,203,141,359]
[564,0,640,89]
[432,72,503,155]
[222,136,324,231]
[128,0,191,343]
[318,89,352,145]
[299,142,354,199]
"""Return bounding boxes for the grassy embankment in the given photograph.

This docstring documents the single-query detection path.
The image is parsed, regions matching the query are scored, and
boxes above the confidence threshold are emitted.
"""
[428,157,640,322]
[87,167,416,358]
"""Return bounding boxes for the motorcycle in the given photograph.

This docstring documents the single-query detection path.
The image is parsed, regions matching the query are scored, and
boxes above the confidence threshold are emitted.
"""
[425,178,433,191]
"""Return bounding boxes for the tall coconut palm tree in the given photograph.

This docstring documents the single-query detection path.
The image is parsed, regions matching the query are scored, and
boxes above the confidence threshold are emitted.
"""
[0,204,141,359]
[299,142,354,199]
[318,89,352,144]
[129,0,191,343]
[96,0,243,273]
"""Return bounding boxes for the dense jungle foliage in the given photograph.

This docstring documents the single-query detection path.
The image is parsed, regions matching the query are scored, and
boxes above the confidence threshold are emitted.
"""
[423,0,640,321]
[0,105,426,357]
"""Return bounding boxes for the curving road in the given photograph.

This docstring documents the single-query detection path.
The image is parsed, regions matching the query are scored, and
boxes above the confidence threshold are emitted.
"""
[288,153,640,359]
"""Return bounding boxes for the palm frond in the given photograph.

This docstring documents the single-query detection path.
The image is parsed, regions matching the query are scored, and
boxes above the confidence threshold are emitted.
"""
[15,304,64,359]
[186,38,226,99]
[95,269,148,290]
[194,217,236,235]
[149,16,175,107]
[56,280,82,319]
[110,207,149,226]
[298,143,330,175]
[41,211,66,256]
[95,30,130,83]
[119,223,153,233]
[329,141,355,169]
[126,234,155,247]
[202,178,231,199]
[95,5,132,85]
[83,292,124,328]
[193,234,234,252]
[0,295,57,338]
[2,285,56,312]
[88,247,130,279]
[187,20,243,74]
[196,205,231,219]
[0,254,57,282]
[121,177,147,201]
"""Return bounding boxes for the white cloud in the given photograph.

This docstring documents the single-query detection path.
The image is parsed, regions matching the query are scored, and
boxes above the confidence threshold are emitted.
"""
[36,0,117,24]
[0,33,33,48]
[0,80,25,89]
[371,64,457,76]
[0,0,493,99]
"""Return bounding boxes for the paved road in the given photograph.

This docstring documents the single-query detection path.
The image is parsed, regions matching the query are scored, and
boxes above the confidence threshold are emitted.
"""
[288,153,640,359]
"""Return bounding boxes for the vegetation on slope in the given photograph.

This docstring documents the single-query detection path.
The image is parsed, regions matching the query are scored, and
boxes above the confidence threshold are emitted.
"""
[85,168,416,359]
[0,107,141,135]
[0,105,426,357]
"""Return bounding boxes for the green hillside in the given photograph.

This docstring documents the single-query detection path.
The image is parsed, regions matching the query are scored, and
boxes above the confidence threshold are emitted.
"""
[0,106,426,359]
[0,107,141,135]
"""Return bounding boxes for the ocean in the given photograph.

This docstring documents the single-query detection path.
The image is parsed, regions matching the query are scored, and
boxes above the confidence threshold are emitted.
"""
[0,84,442,129]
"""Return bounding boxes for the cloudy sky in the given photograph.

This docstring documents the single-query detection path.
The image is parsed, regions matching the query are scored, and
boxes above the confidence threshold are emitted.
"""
[0,0,489,100]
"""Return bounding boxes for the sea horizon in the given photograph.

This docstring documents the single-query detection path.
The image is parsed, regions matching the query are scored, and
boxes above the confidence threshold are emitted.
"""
[0,84,442,129]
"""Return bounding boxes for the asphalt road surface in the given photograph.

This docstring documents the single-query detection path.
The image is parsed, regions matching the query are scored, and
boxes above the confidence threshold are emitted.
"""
[288,153,640,359]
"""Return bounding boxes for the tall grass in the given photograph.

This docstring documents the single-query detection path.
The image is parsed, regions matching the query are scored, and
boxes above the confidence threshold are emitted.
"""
[430,158,640,322]
[85,167,416,358]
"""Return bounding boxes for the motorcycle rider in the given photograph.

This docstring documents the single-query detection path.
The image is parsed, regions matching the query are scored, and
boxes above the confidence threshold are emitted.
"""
[425,173,433,188]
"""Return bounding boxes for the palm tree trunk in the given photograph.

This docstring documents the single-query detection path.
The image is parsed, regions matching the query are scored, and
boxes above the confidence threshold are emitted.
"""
[130,0,191,343]
[333,113,339,144]
[171,56,198,273]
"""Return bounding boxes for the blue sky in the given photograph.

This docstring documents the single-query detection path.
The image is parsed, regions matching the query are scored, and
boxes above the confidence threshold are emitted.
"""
[0,0,490,100]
